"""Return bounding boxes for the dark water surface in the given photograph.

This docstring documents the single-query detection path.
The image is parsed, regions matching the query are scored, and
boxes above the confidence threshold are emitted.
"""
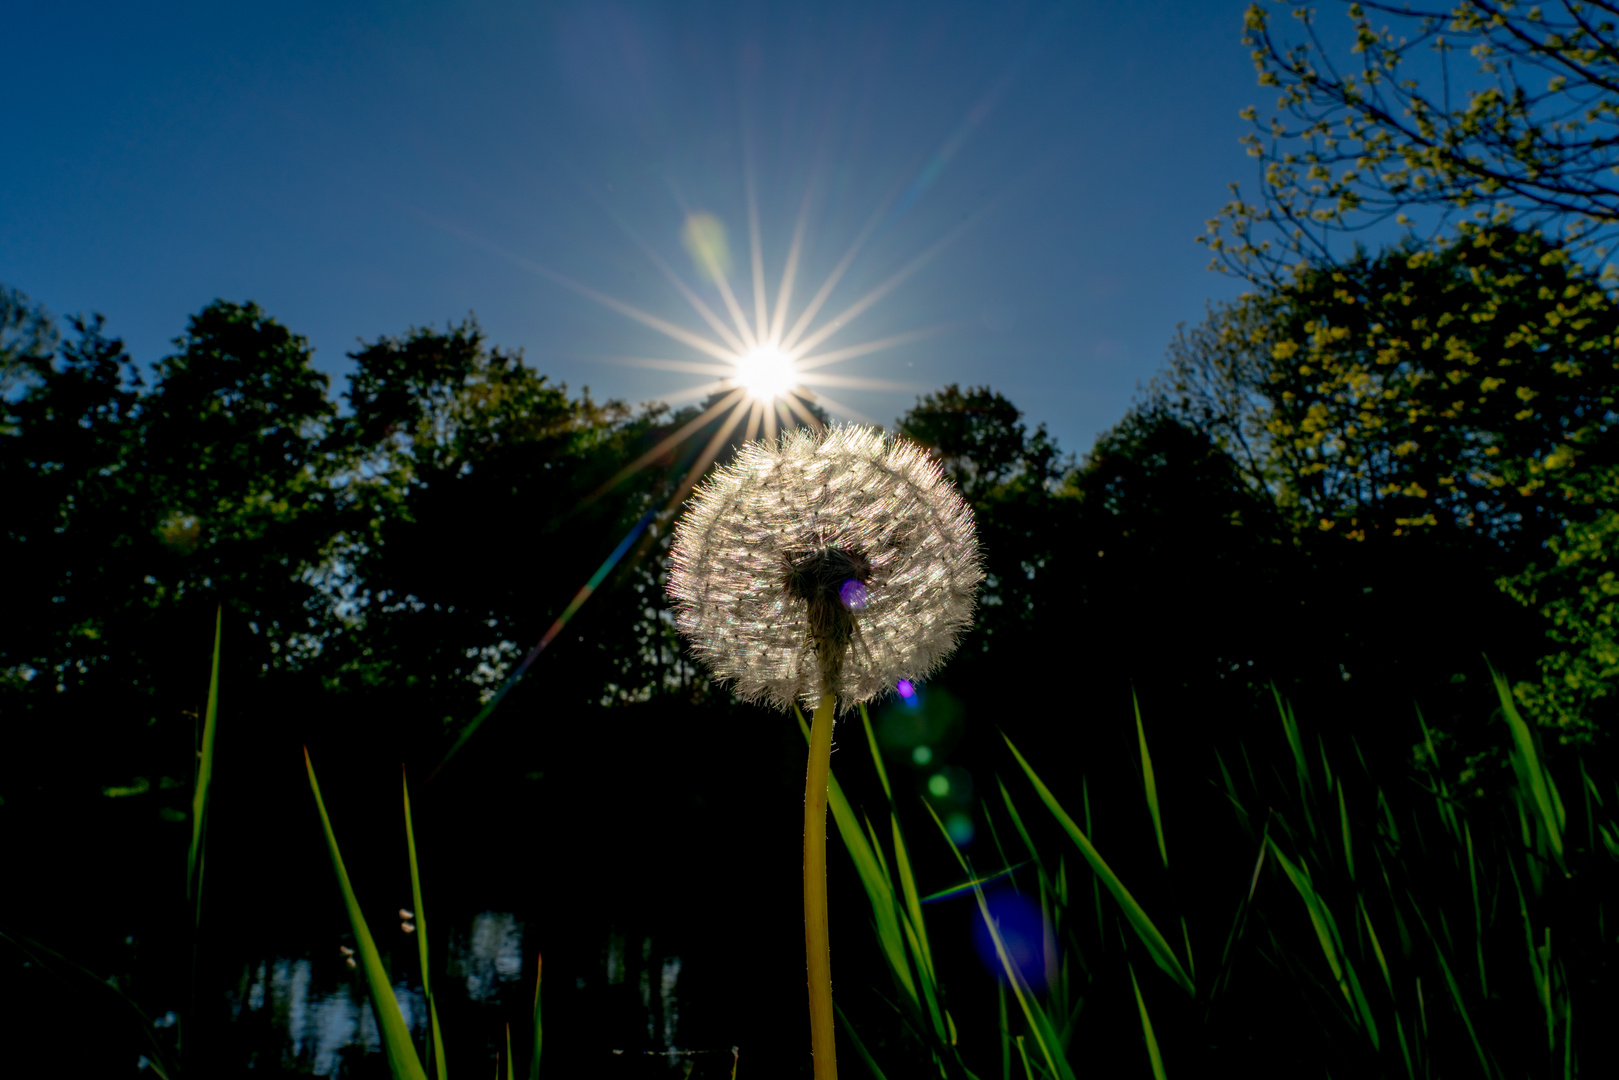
[6,687,1011,1077]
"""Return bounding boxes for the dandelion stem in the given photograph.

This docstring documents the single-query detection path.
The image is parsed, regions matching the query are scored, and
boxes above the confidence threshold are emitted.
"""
[804,691,839,1080]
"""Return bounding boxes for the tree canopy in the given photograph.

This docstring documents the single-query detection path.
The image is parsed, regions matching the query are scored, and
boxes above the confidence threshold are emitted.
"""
[1212,1,1619,278]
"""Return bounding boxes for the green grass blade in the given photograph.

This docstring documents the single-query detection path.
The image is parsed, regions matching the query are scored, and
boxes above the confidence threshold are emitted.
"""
[1336,780,1355,882]
[188,605,222,927]
[0,927,180,1078]
[1210,817,1269,1005]
[1267,840,1379,1049]
[999,981,1011,1080]
[402,768,446,1080]
[1133,691,1168,871]
[859,703,893,803]
[528,952,543,1080]
[891,812,938,986]
[1491,664,1564,864]
[305,749,429,1080]
[1003,734,1195,996]
[998,779,1043,867]
[1128,965,1169,1080]
[1414,903,1492,1078]
[506,1023,514,1080]
[1464,820,1486,1000]
[1563,986,1573,1080]
[926,804,1076,1080]
[920,862,1031,904]
[835,1003,890,1080]
[1358,896,1393,996]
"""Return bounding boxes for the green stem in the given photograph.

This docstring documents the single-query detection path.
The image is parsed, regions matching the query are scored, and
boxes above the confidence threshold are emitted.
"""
[804,692,839,1080]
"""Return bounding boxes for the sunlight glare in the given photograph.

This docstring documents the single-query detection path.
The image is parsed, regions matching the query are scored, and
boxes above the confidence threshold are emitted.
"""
[735,346,797,402]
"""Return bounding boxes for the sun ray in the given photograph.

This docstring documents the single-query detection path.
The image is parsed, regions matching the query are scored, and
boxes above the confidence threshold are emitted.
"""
[742,396,764,445]
[607,357,739,378]
[591,203,752,357]
[747,167,769,345]
[698,246,759,353]
[796,372,921,392]
[588,386,748,500]
[794,387,878,426]
[649,380,747,409]
[537,263,739,364]
[793,326,948,373]
[787,215,975,359]
[664,395,753,508]
[431,215,742,366]
[768,188,813,347]
[638,244,750,356]
[780,391,826,431]
[779,208,885,354]
[763,395,779,444]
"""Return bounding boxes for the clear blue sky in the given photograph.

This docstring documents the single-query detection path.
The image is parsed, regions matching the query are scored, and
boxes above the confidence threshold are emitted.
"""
[3,0,1260,455]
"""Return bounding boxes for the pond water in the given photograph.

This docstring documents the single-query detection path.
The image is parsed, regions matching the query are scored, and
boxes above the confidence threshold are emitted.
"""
[215,911,743,1076]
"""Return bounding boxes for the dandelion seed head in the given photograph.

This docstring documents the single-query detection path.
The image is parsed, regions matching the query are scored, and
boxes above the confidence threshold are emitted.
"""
[668,424,982,712]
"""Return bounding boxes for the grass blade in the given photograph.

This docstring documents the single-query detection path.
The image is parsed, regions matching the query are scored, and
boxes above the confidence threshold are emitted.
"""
[1003,734,1195,996]
[1133,691,1168,870]
[0,927,179,1078]
[1128,965,1169,1080]
[188,605,222,927]
[305,749,429,1080]
[1491,665,1565,866]
[403,769,446,1080]
[926,804,1076,1080]
[506,1023,514,1080]
[859,703,893,803]
[835,1004,890,1080]
[1412,903,1492,1078]
[920,862,1031,904]
[1267,841,1379,1049]
[529,952,543,1080]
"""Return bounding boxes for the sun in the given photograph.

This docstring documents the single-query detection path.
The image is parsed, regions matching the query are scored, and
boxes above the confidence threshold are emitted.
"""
[500,178,969,511]
[735,346,797,402]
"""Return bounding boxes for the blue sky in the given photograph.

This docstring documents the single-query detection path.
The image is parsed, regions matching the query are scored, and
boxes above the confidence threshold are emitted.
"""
[3,0,1261,455]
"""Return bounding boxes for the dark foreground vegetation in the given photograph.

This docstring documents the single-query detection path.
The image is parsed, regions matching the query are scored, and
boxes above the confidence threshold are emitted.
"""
[6,2,1619,1077]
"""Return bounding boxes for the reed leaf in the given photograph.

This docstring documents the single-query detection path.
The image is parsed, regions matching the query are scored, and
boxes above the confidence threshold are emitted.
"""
[1128,965,1169,1080]
[1491,666,1565,868]
[836,1003,891,1080]
[529,952,543,1080]
[1411,902,1492,1078]
[1002,734,1195,996]
[402,769,446,1080]
[1267,841,1379,1049]
[304,750,429,1080]
[1133,691,1167,871]
[187,606,222,928]
[926,804,1076,1080]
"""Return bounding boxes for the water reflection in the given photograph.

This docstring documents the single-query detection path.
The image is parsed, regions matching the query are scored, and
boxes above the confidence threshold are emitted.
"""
[225,913,706,1074]
[447,910,527,1001]
[228,956,427,1075]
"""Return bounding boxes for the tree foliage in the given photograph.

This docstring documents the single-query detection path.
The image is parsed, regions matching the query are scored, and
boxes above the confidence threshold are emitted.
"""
[1174,225,1619,547]
[1166,225,1619,739]
[1211,1,1619,278]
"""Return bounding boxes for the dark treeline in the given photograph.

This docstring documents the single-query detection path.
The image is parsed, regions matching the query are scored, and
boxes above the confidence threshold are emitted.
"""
[4,221,1615,1075]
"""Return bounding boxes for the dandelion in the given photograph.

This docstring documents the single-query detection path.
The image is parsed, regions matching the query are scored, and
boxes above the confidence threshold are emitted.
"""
[668,423,981,1079]
[668,424,981,710]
